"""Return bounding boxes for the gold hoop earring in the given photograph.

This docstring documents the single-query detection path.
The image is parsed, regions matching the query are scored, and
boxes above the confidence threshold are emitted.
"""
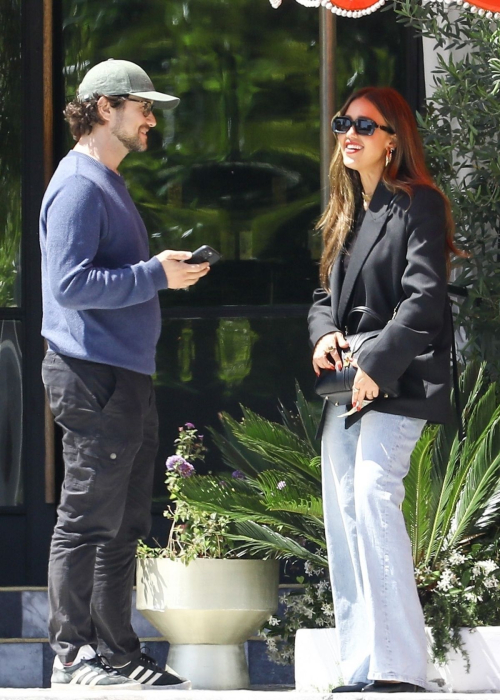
[385,148,394,168]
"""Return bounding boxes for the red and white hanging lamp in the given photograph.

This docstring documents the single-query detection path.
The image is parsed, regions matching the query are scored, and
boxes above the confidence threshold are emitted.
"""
[269,0,500,19]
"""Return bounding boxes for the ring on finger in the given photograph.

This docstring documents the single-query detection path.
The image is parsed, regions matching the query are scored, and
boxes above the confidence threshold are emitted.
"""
[353,387,360,393]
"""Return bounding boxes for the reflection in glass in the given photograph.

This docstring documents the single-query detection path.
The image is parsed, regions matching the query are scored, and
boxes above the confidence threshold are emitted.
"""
[0,321,23,506]
[153,315,315,498]
[0,0,22,307]
[216,319,257,388]
[178,323,195,384]
[61,0,321,307]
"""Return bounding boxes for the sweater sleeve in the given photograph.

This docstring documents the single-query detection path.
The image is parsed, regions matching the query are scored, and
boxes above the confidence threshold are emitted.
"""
[356,187,449,387]
[45,175,168,311]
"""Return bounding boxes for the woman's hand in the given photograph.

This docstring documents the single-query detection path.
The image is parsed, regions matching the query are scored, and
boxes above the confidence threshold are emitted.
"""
[312,332,350,376]
[350,360,380,410]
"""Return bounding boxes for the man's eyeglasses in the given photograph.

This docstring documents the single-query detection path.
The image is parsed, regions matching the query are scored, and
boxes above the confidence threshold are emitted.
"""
[332,116,395,137]
[123,95,154,117]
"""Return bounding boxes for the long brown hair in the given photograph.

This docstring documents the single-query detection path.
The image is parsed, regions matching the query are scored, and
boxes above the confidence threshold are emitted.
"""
[318,86,461,289]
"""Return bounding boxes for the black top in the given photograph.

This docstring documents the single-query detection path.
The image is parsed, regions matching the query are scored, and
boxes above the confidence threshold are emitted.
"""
[308,181,452,431]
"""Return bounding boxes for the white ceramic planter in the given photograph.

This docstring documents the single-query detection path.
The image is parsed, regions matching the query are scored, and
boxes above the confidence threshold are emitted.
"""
[136,558,279,690]
[295,627,500,693]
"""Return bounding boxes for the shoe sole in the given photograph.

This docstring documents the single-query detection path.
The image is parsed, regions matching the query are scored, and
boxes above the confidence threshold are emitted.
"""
[139,679,192,690]
[51,681,142,690]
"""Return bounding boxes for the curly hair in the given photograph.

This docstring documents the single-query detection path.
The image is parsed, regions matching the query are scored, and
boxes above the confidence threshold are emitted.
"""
[64,94,126,141]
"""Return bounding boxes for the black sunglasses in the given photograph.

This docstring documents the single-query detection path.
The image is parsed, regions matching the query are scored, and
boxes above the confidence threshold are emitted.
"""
[332,116,395,136]
[115,94,154,116]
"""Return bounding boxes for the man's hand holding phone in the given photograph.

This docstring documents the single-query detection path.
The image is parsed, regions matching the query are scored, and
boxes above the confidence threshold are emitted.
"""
[155,250,210,289]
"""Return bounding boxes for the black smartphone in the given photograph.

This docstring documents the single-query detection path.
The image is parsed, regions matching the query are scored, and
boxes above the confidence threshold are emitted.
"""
[186,245,222,266]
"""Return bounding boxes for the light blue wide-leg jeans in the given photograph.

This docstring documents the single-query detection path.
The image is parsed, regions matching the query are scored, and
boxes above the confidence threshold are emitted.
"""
[321,404,427,688]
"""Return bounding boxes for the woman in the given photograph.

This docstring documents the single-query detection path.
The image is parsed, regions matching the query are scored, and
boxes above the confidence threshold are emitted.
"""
[308,87,460,693]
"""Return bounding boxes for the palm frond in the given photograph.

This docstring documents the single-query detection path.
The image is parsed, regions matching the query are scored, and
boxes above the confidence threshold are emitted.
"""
[232,521,327,567]
[256,470,324,519]
[295,381,322,453]
[446,416,500,549]
[432,388,500,563]
[403,425,437,566]
[229,406,320,482]
[209,412,269,478]
[178,475,325,547]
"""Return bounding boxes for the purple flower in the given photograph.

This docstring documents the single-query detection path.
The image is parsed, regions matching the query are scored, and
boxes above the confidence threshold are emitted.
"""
[232,470,246,480]
[166,455,195,477]
[166,455,184,471]
[177,460,195,478]
[185,422,195,430]
[277,480,286,490]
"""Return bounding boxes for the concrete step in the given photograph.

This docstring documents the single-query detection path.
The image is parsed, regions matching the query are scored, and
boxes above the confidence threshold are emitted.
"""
[0,588,293,689]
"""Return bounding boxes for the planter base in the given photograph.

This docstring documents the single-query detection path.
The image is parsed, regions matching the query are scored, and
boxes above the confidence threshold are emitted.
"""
[167,643,249,690]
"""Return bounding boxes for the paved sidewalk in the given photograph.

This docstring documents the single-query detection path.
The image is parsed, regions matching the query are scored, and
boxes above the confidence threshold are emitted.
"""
[0,690,500,699]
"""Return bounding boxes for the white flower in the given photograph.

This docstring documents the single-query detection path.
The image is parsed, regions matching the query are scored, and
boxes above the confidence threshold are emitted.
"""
[316,580,330,594]
[448,551,466,566]
[437,569,458,592]
[464,591,478,602]
[322,603,335,617]
[483,576,499,590]
[304,561,314,576]
[479,560,498,575]
[266,638,278,651]
[267,616,280,627]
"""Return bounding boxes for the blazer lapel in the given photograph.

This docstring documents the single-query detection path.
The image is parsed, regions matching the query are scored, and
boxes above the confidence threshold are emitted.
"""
[329,257,342,329]
[337,182,396,329]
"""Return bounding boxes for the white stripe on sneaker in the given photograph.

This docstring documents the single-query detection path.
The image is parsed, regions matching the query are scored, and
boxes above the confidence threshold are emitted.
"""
[143,672,162,685]
[70,667,97,685]
[89,673,111,687]
[82,671,101,685]
[129,665,146,680]
[135,668,155,683]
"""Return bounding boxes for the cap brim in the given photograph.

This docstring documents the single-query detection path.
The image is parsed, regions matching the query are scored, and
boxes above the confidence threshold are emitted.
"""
[130,90,180,109]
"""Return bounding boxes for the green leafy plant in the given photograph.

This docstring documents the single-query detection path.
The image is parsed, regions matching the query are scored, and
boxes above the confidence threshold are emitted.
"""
[137,423,235,563]
[177,385,326,567]
[395,3,500,375]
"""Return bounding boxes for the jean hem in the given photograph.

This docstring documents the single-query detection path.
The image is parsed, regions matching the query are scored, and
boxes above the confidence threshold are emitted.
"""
[368,672,427,688]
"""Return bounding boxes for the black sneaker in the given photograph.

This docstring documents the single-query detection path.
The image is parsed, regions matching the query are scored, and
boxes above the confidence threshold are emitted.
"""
[52,647,141,689]
[115,652,192,689]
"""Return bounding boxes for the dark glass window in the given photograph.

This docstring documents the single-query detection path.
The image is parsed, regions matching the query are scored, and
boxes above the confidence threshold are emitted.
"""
[0,0,22,308]
[0,321,23,506]
[61,0,321,308]
[0,0,23,508]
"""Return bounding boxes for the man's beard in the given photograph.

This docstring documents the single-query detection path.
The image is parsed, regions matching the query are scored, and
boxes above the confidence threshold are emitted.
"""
[111,124,147,153]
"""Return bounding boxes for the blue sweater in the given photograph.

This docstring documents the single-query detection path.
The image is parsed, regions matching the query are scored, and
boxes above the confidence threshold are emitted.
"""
[40,151,168,375]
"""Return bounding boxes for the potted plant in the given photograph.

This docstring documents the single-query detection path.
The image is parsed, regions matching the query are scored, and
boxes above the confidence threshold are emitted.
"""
[135,423,279,691]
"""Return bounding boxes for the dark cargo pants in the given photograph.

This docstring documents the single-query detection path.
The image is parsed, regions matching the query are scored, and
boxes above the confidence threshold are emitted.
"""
[42,350,159,665]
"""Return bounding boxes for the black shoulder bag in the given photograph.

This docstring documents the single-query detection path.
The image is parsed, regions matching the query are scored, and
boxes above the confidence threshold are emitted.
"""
[314,304,401,406]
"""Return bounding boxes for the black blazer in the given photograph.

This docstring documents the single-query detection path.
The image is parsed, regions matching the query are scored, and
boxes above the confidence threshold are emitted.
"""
[308,181,453,428]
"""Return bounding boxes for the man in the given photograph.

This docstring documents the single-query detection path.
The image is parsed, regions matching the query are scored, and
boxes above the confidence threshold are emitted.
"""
[40,59,209,689]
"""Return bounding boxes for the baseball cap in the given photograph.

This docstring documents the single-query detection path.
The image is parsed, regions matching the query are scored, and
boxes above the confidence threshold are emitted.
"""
[77,58,180,109]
